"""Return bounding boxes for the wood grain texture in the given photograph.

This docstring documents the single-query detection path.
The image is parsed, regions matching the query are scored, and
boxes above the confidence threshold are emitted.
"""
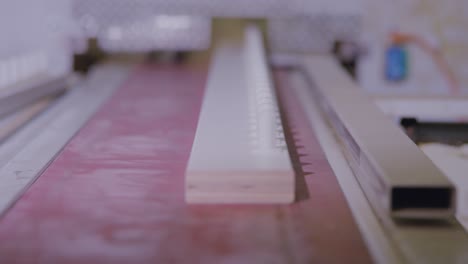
[0,65,372,264]
[186,25,294,204]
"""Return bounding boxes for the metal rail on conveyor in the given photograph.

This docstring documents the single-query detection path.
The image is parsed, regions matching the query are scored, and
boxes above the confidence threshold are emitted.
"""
[0,55,374,262]
[301,56,455,220]
[0,75,69,117]
[293,57,468,263]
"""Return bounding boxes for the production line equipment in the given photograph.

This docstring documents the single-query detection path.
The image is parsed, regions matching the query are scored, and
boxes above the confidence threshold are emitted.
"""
[0,1,467,263]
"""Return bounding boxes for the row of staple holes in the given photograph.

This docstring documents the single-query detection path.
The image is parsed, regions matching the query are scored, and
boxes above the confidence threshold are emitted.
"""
[0,52,47,90]
[245,25,286,150]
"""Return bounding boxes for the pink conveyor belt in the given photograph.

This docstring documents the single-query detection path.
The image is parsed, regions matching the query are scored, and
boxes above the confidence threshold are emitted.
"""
[0,64,372,263]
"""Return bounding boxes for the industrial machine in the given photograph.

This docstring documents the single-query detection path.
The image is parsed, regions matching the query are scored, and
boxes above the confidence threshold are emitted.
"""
[0,1,467,263]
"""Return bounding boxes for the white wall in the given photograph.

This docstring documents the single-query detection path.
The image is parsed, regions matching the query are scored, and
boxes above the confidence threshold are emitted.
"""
[0,0,74,88]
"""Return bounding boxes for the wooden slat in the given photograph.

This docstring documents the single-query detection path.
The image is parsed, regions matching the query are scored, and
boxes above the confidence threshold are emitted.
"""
[185,24,294,203]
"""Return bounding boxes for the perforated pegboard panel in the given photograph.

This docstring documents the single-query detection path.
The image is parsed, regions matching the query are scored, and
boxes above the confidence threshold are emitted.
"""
[74,0,288,27]
[73,0,363,53]
[99,16,211,52]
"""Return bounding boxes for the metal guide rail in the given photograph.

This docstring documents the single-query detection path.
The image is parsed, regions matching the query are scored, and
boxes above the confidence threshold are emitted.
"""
[290,66,468,264]
[0,63,134,217]
[301,56,455,220]
[0,75,69,117]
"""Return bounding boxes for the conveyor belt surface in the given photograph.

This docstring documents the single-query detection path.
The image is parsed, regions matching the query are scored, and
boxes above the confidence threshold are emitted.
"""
[0,65,371,263]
